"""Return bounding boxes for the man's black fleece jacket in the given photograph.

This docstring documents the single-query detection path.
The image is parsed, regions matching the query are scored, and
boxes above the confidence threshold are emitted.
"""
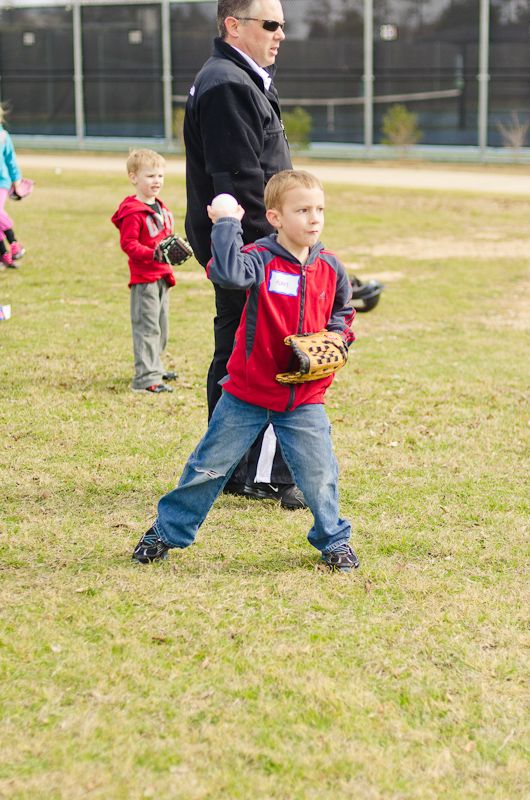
[183,37,292,267]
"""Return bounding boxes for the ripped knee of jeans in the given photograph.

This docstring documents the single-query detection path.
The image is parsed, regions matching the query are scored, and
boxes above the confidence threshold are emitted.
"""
[194,466,225,480]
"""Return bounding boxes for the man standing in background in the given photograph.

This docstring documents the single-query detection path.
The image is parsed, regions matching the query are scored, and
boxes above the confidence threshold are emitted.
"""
[184,0,307,509]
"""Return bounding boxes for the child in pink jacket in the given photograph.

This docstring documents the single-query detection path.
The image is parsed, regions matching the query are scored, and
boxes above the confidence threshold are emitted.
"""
[0,105,25,269]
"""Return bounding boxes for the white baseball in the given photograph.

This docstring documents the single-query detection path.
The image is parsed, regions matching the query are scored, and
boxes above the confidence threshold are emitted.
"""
[211,193,238,215]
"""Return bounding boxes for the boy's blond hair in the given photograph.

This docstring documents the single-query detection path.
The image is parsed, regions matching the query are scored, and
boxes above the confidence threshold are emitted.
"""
[0,103,7,126]
[265,170,324,211]
[126,148,165,175]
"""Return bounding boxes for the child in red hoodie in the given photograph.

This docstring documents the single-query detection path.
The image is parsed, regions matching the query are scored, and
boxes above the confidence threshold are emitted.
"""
[132,170,360,573]
[111,149,177,393]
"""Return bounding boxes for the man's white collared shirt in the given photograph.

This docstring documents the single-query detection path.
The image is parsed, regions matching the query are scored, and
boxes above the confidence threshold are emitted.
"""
[230,45,272,91]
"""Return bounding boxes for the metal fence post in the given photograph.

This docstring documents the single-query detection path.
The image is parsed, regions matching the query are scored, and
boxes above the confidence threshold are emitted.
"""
[363,0,374,152]
[161,0,173,147]
[478,0,490,155]
[73,0,85,146]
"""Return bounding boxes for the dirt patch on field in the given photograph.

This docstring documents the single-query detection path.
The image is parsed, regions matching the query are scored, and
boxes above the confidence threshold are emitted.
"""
[493,273,530,330]
[357,236,530,260]
[18,154,530,196]
[344,266,405,282]
[345,259,530,331]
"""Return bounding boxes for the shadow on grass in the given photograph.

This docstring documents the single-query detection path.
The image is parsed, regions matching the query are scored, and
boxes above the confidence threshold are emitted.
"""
[128,551,323,575]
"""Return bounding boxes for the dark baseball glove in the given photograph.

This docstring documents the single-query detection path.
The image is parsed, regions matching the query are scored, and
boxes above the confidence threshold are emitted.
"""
[154,235,194,266]
[275,330,348,384]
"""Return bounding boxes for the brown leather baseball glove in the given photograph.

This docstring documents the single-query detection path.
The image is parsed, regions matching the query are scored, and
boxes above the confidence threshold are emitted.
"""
[275,330,348,384]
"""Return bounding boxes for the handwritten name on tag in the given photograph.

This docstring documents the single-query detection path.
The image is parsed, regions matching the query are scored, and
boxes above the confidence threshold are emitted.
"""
[268,270,300,297]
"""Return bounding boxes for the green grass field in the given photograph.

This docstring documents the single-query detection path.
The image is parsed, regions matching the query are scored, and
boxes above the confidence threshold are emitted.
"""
[0,163,528,799]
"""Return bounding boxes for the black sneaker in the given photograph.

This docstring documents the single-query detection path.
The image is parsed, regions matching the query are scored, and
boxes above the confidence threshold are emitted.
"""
[132,383,174,394]
[162,371,178,381]
[223,479,247,497]
[244,482,307,510]
[132,526,169,563]
[322,543,360,573]
[279,485,307,510]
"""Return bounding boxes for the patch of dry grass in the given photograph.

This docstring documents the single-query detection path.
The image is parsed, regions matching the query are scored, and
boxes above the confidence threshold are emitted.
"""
[0,167,528,799]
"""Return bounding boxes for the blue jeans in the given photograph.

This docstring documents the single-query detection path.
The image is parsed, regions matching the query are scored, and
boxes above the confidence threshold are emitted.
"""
[155,392,351,554]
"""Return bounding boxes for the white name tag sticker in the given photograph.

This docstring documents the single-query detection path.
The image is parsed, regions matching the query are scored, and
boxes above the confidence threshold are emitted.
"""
[268,270,300,297]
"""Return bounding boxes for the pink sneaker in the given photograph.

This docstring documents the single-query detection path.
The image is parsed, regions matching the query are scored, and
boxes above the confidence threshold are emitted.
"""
[1,252,15,268]
[10,242,25,260]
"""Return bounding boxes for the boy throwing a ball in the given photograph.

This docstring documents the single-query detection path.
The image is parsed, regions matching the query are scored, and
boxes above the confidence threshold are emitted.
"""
[132,170,360,572]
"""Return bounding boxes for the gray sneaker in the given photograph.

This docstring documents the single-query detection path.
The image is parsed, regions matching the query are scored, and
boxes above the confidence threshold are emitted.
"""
[132,383,174,394]
[322,543,360,572]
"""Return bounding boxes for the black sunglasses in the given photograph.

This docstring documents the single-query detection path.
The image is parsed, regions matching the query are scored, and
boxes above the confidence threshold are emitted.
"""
[236,17,286,32]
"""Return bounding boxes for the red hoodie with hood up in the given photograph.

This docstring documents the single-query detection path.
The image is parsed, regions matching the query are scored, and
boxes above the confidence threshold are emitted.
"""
[111,195,176,287]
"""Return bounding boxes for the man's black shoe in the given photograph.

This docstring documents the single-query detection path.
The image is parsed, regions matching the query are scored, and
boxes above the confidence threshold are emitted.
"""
[322,543,360,573]
[132,526,169,563]
[244,482,307,510]
[223,479,247,497]
[279,484,307,510]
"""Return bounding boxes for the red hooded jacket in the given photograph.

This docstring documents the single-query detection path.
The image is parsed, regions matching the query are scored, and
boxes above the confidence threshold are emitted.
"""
[111,195,176,287]
[207,218,355,412]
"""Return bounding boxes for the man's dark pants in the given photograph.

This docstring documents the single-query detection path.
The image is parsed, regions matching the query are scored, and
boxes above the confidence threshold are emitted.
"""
[207,283,292,486]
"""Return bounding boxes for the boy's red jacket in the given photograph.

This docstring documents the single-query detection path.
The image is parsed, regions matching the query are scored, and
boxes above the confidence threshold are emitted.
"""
[207,218,355,412]
[111,195,176,287]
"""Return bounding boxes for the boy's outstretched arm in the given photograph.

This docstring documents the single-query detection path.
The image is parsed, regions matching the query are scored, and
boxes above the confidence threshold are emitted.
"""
[206,215,264,291]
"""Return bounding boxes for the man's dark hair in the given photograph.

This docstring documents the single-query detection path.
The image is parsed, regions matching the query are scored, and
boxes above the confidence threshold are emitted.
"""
[217,0,258,38]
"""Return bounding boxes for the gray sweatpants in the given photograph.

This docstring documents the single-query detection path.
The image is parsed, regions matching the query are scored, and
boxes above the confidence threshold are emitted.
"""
[130,279,169,389]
